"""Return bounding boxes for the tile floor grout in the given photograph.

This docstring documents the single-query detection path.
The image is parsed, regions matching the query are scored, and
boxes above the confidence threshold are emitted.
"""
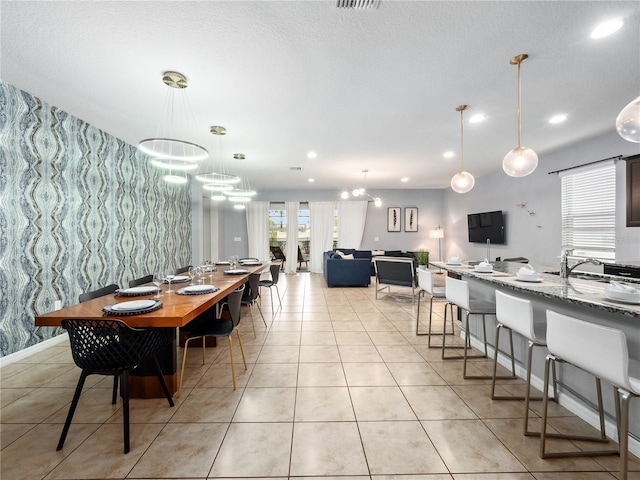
[1,272,638,479]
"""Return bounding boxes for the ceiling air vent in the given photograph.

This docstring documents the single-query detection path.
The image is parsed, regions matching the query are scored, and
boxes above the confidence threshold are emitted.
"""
[336,0,380,9]
[290,167,303,171]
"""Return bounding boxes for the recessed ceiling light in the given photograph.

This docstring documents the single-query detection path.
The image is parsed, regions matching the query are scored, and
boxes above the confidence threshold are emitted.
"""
[401,177,409,182]
[549,114,568,124]
[469,114,486,123]
[590,18,623,39]
[308,178,315,182]
[443,151,455,158]
[307,152,317,159]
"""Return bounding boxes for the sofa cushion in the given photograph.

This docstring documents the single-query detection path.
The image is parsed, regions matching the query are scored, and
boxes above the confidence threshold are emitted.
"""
[384,250,403,257]
[354,250,372,259]
[342,254,354,259]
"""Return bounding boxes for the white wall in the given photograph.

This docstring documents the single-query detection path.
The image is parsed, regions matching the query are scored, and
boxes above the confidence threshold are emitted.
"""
[192,130,638,266]
[443,130,640,268]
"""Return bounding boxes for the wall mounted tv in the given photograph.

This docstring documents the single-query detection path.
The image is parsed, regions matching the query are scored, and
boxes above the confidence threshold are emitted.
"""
[467,210,505,244]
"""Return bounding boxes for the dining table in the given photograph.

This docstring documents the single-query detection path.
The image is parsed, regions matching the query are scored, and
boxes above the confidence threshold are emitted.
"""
[35,262,271,398]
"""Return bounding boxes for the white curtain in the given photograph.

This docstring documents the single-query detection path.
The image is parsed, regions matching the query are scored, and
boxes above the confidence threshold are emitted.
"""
[337,201,368,249]
[245,201,270,261]
[284,201,299,274]
[309,201,336,273]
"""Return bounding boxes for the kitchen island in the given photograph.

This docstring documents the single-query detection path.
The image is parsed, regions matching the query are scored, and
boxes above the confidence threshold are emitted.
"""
[430,260,639,456]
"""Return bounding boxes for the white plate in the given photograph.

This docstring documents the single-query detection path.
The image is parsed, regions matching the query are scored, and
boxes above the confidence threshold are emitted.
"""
[446,262,461,266]
[516,275,542,283]
[224,269,249,274]
[111,300,157,311]
[240,261,261,265]
[171,275,190,282]
[604,292,640,304]
[120,286,158,294]
[183,284,215,293]
[474,268,493,273]
[215,261,230,265]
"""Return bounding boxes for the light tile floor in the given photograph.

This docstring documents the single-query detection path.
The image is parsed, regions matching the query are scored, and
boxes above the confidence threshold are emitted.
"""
[1,272,639,479]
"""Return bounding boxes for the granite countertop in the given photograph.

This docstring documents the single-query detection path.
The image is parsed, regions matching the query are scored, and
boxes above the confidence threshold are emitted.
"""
[430,261,640,319]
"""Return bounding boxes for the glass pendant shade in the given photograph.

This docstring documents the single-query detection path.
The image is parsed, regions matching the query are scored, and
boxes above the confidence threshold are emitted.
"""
[616,96,640,143]
[450,171,475,194]
[502,146,539,177]
[503,54,538,178]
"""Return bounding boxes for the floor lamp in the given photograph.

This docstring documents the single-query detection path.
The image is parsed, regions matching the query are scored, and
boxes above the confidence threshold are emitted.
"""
[429,226,444,274]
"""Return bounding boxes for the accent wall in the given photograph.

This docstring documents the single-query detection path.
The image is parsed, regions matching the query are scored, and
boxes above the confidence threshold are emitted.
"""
[0,81,192,356]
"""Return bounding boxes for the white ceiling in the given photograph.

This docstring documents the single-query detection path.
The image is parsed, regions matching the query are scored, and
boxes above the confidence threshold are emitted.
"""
[2,1,639,192]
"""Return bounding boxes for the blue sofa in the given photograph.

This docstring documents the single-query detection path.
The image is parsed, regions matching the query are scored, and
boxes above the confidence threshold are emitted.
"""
[323,251,372,287]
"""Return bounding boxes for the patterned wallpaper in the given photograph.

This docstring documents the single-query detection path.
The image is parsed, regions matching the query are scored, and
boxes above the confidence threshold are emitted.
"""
[0,81,192,356]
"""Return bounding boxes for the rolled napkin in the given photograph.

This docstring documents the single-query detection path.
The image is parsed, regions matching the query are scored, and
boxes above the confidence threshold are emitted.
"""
[608,281,640,294]
[475,260,493,272]
[517,265,538,276]
[448,256,461,264]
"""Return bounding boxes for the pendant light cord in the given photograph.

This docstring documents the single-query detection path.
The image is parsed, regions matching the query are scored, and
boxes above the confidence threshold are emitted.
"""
[460,108,465,171]
[516,61,522,148]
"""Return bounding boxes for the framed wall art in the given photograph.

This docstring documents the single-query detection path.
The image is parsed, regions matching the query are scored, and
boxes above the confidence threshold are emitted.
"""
[405,207,418,232]
[387,207,401,232]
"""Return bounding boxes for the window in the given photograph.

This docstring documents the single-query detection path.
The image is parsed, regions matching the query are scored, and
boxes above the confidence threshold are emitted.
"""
[268,202,311,253]
[269,203,286,249]
[561,162,616,261]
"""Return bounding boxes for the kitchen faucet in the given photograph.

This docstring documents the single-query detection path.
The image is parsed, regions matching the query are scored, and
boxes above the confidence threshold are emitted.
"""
[560,249,603,280]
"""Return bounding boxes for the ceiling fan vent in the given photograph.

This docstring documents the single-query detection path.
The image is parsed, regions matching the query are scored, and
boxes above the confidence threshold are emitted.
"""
[290,166,303,171]
[336,0,380,9]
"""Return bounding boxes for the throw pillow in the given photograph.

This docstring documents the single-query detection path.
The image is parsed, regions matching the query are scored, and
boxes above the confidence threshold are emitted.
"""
[342,254,354,259]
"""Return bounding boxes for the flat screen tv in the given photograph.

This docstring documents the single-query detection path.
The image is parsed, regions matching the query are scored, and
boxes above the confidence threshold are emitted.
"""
[467,210,505,244]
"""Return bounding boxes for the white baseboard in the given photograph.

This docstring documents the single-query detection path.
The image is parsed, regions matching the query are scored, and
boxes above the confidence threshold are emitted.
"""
[0,333,68,368]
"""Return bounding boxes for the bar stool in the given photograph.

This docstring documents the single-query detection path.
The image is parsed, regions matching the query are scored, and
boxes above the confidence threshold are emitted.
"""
[415,268,450,346]
[542,310,640,479]
[493,291,554,435]
[441,276,497,379]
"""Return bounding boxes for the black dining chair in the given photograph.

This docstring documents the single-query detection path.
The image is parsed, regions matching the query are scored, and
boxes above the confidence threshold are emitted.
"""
[259,263,282,309]
[297,245,309,270]
[78,284,119,303]
[179,285,246,392]
[270,245,286,270]
[129,275,153,288]
[57,319,174,454]
[174,265,192,274]
[242,273,267,337]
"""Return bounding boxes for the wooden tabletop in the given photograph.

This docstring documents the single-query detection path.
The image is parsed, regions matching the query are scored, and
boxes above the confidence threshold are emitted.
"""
[35,263,270,328]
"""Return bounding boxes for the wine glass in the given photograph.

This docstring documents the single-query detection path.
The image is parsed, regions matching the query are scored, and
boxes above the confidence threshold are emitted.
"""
[152,272,163,299]
[188,266,197,285]
[196,266,204,284]
[165,271,176,293]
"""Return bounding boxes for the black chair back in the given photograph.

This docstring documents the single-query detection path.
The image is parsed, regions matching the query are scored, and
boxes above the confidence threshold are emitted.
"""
[227,285,245,328]
[270,263,281,284]
[270,245,286,261]
[62,318,172,372]
[129,275,152,288]
[243,273,261,303]
[78,284,119,303]
[175,265,192,274]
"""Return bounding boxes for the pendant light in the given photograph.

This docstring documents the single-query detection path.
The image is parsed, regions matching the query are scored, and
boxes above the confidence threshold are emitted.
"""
[195,126,240,200]
[503,54,538,177]
[615,95,640,143]
[450,105,475,194]
[138,71,208,162]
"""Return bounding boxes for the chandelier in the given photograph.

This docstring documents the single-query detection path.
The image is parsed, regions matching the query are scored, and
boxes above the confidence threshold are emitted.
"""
[139,71,208,163]
[341,169,382,207]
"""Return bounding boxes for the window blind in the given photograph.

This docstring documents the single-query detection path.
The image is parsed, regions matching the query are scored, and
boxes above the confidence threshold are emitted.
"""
[560,162,616,260]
